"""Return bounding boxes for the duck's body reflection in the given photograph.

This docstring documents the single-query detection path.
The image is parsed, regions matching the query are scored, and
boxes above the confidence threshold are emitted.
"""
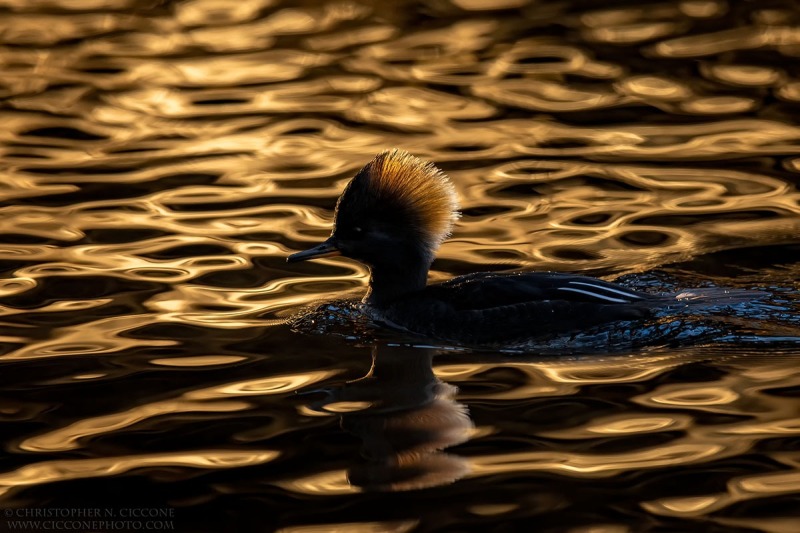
[312,345,473,491]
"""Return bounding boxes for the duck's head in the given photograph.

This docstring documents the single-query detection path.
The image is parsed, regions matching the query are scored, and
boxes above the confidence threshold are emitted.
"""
[288,149,459,270]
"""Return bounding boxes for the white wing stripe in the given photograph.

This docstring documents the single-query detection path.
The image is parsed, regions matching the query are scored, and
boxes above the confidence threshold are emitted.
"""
[557,287,628,303]
[568,281,644,300]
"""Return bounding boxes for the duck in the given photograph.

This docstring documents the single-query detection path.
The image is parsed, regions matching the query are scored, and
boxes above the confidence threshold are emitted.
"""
[287,149,680,346]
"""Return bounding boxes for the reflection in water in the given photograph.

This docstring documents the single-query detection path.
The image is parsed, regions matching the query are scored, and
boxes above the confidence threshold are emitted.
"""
[312,346,473,492]
[0,0,799,531]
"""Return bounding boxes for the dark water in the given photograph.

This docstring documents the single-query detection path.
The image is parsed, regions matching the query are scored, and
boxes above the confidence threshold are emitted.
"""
[1,0,800,531]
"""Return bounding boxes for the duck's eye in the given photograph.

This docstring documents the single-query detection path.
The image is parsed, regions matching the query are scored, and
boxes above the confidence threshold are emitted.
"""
[352,226,364,236]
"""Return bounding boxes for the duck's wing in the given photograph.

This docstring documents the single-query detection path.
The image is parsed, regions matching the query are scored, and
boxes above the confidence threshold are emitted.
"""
[426,272,656,310]
[380,297,651,345]
[378,272,659,344]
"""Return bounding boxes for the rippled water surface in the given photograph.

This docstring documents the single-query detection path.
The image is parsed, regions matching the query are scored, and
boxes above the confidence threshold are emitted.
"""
[1,0,800,531]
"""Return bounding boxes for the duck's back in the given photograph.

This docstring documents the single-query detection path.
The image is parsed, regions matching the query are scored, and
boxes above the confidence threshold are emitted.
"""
[373,272,661,345]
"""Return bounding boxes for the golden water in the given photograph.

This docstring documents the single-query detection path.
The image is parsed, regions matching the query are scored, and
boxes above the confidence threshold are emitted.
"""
[0,0,799,531]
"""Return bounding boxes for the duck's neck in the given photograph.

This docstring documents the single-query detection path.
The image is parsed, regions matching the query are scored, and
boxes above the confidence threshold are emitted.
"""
[363,247,432,307]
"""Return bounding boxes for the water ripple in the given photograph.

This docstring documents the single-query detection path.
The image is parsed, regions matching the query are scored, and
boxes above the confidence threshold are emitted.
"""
[0,0,799,531]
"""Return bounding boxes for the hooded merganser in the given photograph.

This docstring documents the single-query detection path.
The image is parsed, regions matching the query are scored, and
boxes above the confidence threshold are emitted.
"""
[287,149,681,345]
